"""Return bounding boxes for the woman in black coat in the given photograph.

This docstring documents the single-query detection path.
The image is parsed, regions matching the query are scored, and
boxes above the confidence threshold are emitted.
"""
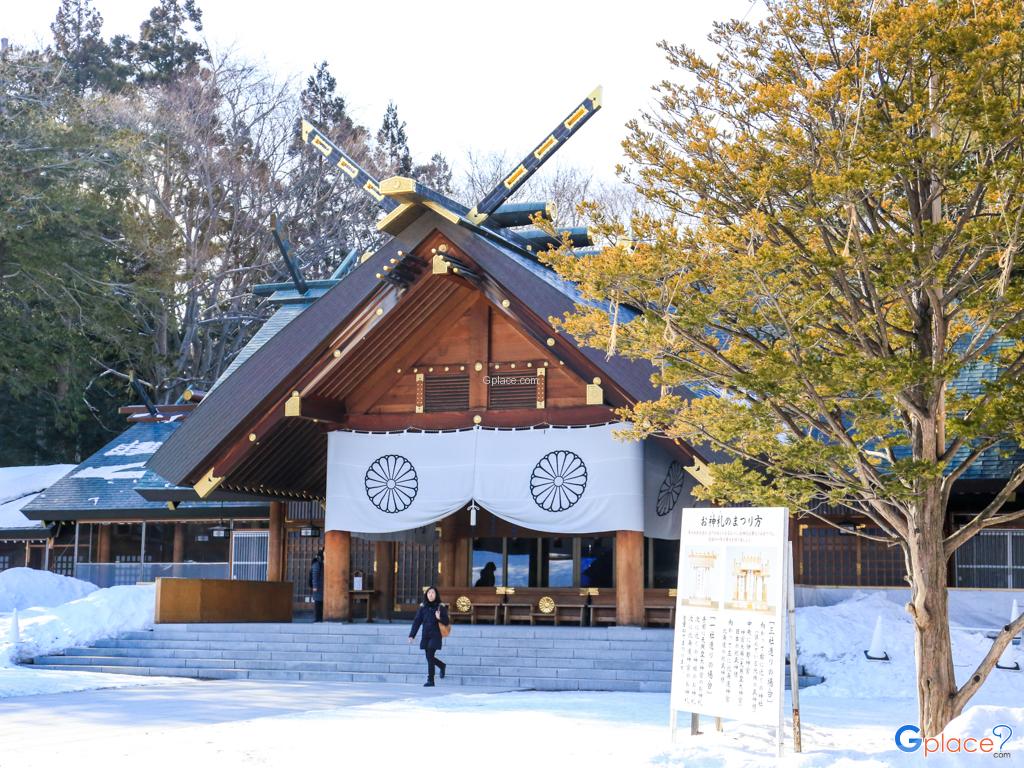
[408,585,450,686]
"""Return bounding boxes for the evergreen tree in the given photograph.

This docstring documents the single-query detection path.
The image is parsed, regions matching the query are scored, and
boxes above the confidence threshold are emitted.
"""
[550,0,1024,736]
[0,50,140,463]
[374,101,412,177]
[131,0,208,86]
[416,152,453,196]
[50,0,121,91]
[283,61,379,278]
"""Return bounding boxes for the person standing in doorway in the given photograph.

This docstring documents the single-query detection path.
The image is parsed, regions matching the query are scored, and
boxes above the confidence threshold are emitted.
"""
[408,585,449,686]
[309,548,324,622]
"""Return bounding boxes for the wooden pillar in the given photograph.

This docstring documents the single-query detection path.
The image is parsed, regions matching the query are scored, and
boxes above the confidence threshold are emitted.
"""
[324,529,351,621]
[172,524,185,564]
[454,536,471,588]
[267,501,285,581]
[615,530,645,626]
[374,540,394,620]
[97,524,112,563]
[438,515,458,589]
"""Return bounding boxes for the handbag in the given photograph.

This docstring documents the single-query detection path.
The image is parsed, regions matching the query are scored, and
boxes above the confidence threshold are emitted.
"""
[438,604,451,638]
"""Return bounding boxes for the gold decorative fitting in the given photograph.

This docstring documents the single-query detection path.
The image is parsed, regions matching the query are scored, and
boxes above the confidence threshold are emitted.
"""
[193,467,223,499]
[586,383,604,405]
[438,243,449,253]
[459,365,465,371]
[293,391,300,396]
[474,361,483,372]
[333,349,341,358]
[564,104,588,130]
[444,366,450,372]
[668,588,678,597]
[285,394,302,417]
[537,367,546,377]
[397,250,404,257]
[432,253,449,274]
[538,596,555,614]
[592,377,602,385]
[182,389,194,401]
[390,258,397,264]
[375,307,384,316]
[546,337,555,347]
[504,164,528,190]
[413,368,419,373]
[494,364,500,369]
[248,433,257,442]
[455,595,472,613]
[501,299,510,308]
[415,373,425,381]
[375,273,382,279]
[397,368,402,373]
[382,265,390,272]
[473,415,482,424]
[428,367,434,373]
[683,458,715,487]
[337,158,358,178]
[510,363,516,369]
[533,134,558,160]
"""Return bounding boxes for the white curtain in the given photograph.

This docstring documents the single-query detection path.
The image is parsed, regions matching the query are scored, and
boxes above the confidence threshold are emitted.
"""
[643,438,710,540]
[326,424,643,534]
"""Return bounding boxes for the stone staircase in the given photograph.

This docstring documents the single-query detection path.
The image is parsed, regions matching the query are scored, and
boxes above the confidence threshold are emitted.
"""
[25,623,824,692]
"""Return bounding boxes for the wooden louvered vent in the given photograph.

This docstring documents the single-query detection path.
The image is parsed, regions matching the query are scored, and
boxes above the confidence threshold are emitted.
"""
[488,372,541,410]
[423,373,470,412]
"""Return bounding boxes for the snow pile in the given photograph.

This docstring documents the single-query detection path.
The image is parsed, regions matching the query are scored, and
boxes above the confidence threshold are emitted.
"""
[795,590,1024,702]
[0,583,155,666]
[0,568,97,612]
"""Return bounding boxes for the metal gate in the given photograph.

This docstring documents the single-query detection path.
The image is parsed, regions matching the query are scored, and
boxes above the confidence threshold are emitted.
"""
[954,529,1024,588]
[231,530,268,581]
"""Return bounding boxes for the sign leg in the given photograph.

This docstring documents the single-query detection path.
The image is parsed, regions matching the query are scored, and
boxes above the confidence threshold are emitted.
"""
[787,543,802,753]
[691,712,701,735]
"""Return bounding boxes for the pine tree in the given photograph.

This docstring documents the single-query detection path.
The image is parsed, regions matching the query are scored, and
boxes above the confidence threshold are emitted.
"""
[131,0,208,86]
[50,0,121,91]
[550,0,1024,737]
[374,101,412,177]
[416,152,453,196]
[283,61,379,278]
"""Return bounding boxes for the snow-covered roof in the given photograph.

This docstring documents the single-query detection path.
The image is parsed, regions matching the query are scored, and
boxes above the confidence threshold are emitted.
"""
[0,465,76,534]
[21,422,265,521]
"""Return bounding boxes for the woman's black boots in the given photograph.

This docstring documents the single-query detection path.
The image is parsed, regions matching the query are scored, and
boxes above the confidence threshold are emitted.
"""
[438,659,446,679]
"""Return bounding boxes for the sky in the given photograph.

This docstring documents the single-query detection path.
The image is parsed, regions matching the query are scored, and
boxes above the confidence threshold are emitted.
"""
[2,0,759,181]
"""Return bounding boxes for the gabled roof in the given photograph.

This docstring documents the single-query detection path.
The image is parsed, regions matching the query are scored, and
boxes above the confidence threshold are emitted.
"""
[147,209,711,496]
[22,421,267,521]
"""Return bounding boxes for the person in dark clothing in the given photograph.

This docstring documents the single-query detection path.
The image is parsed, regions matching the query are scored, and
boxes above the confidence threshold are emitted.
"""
[475,561,497,587]
[408,585,450,686]
[309,548,324,622]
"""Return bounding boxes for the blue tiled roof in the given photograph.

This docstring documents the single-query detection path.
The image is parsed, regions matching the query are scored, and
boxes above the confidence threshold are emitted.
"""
[948,336,1024,480]
[21,422,258,518]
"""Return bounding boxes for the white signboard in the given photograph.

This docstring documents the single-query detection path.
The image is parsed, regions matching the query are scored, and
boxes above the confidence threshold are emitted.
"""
[670,507,789,732]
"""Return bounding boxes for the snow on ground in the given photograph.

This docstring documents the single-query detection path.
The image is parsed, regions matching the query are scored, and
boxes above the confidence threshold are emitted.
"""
[0,571,1019,765]
[0,582,155,666]
[0,567,97,612]
[795,591,1023,702]
[0,682,1018,768]
[0,570,163,698]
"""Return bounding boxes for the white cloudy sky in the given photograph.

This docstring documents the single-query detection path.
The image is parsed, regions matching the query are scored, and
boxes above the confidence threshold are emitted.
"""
[3,0,758,179]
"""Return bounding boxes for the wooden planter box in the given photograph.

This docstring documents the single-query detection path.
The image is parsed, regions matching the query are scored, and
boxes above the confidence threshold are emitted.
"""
[155,578,294,623]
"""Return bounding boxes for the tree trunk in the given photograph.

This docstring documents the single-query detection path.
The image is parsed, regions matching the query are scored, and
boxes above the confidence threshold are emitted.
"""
[907,486,958,737]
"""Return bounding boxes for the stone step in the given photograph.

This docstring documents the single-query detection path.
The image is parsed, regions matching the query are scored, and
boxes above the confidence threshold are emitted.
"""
[26,663,668,691]
[74,643,672,662]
